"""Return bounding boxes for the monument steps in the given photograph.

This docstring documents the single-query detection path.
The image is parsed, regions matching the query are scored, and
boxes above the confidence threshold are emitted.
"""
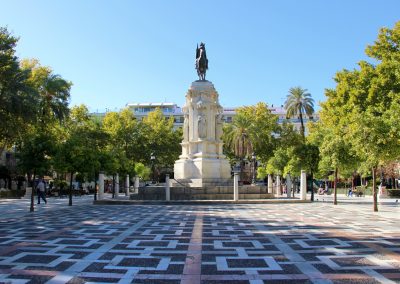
[131,185,274,200]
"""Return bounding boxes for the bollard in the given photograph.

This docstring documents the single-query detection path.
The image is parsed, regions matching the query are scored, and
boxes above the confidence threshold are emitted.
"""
[125,175,129,196]
[98,172,104,200]
[286,174,292,198]
[300,170,307,200]
[234,172,239,201]
[115,173,119,198]
[276,175,281,196]
[165,174,170,201]
[134,176,139,193]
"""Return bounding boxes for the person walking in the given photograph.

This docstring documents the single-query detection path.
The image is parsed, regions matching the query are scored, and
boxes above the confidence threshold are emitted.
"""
[37,178,47,204]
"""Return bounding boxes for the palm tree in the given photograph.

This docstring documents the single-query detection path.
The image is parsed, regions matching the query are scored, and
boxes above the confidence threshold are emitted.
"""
[21,59,71,127]
[223,115,253,181]
[39,73,71,125]
[284,87,315,138]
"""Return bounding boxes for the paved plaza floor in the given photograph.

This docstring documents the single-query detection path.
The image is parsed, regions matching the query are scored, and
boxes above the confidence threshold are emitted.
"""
[0,195,399,283]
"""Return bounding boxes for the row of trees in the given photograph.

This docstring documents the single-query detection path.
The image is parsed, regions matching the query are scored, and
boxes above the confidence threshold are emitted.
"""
[223,21,400,212]
[17,104,181,210]
[222,98,318,191]
[311,21,400,211]
[0,27,181,211]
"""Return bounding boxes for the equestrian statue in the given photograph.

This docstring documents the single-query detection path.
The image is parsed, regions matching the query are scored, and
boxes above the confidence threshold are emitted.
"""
[195,42,208,81]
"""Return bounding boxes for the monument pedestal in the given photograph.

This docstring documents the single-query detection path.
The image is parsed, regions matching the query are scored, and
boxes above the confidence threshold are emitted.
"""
[174,158,231,187]
[174,80,231,187]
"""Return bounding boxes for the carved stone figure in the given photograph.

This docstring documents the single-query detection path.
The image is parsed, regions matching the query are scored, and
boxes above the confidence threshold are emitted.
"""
[215,113,223,141]
[198,115,207,138]
[183,113,189,141]
[195,42,208,81]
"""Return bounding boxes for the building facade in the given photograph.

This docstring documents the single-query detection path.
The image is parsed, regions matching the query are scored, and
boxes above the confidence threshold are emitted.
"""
[123,102,319,133]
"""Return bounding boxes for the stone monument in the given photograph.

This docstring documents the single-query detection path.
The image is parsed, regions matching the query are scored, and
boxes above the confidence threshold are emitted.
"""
[173,43,231,187]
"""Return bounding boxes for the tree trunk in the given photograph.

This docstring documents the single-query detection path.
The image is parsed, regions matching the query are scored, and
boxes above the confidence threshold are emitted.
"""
[333,167,338,205]
[94,172,98,201]
[240,159,244,182]
[372,166,378,212]
[352,172,355,191]
[299,108,305,139]
[69,172,73,206]
[7,176,11,190]
[310,171,314,202]
[30,171,36,212]
[112,175,115,199]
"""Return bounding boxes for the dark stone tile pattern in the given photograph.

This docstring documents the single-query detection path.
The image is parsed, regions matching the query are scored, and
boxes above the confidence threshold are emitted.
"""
[0,202,399,283]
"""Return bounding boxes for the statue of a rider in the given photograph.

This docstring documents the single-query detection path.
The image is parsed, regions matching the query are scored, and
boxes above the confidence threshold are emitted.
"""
[195,42,208,81]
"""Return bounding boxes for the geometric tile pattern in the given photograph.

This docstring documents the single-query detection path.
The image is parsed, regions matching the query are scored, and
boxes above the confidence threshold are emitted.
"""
[0,198,399,283]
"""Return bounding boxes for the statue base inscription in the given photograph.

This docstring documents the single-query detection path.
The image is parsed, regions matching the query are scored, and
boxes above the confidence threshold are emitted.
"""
[173,80,231,187]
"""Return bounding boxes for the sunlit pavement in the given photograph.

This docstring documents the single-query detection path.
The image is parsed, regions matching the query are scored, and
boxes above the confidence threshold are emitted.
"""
[0,194,399,283]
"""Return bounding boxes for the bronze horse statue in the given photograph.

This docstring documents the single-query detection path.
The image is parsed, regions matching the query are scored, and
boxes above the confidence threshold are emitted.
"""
[195,42,208,81]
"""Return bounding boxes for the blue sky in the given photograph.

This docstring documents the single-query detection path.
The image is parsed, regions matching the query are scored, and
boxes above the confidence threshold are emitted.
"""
[1,0,399,112]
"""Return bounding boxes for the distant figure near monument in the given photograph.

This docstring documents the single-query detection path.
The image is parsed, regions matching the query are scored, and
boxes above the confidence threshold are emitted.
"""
[195,42,208,80]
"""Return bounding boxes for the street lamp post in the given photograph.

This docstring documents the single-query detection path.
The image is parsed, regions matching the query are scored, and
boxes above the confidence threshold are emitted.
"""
[251,152,256,184]
[150,153,156,184]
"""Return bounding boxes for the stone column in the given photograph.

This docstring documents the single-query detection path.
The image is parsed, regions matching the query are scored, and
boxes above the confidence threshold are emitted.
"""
[165,174,170,201]
[234,172,239,201]
[267,174,273,194]
[98,172,104,199]
[125,175,129,196]
[276,175,281,196]
[134,176,140,193]
[115,173,119,198]
[300,170,307,200]
[286,174,292,198]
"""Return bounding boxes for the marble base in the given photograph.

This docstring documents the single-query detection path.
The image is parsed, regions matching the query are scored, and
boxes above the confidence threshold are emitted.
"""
[174,157,231,187]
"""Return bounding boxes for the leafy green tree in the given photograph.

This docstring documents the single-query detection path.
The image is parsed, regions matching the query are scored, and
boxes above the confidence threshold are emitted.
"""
[17,130,55,211]
[53,105,102,205]
[0,27,37,152]
[266,147,290,177]
[102,108,139,177]
[134,163,151,181]
[284,87,315,139]
[142,108,181,171]
[320,21,400,211]
[257,120,302,188]
[348,109,399,210]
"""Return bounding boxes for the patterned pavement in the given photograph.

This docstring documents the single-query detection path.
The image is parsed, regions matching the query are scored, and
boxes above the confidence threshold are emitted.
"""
[0,195,399,283]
